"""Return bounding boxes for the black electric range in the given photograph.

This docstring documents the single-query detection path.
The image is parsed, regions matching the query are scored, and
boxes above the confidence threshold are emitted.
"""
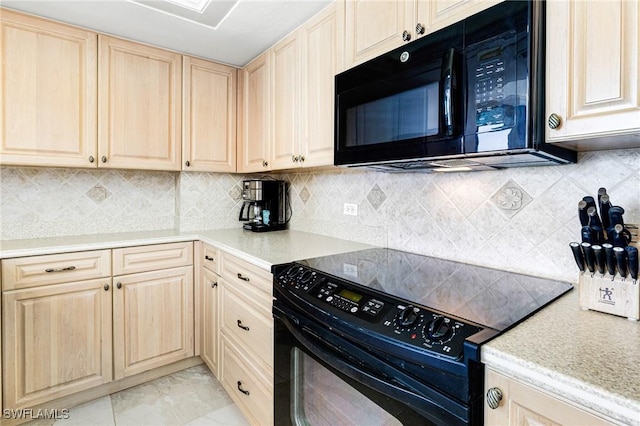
[272,248,573,425]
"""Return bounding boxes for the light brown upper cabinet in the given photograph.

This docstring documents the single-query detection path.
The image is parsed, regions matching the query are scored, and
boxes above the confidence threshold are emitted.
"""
[297,3,340,169]
[98,35,182,171]
[239,3,339,172]
[237,51,271,173]
[0,9,98,168]
[546,0,640,150]
[182,56,237,172]
[341,0,501,70]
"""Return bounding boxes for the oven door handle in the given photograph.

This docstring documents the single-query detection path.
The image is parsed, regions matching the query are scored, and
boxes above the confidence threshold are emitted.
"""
[277,312,468,425]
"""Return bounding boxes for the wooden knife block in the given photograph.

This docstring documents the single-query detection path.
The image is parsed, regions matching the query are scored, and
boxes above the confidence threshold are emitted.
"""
[579,224,639,321]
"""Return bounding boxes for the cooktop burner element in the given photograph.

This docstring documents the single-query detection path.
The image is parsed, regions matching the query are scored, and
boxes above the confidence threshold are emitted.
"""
[296,248,573,332]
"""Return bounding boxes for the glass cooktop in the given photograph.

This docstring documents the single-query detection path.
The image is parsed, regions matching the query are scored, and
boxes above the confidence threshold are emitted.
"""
[297,248,573,332]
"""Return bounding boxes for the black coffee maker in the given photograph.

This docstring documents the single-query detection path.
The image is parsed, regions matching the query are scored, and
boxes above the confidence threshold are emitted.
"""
[238,179,287,232]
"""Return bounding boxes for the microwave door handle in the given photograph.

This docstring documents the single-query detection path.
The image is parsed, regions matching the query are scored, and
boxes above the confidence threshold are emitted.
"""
[441,48,455,136]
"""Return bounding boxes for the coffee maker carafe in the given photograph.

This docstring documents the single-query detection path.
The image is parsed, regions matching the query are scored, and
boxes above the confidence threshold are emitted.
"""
[238,179,287,232]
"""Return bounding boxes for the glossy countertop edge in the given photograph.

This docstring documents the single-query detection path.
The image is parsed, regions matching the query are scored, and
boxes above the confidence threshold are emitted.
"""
[0,228,374,270]
[482,288,640,426]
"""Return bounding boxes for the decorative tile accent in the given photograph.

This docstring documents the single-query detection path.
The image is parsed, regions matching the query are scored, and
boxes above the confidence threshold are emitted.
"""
[490,179,532,218]
[299,186,311,204]
[86,184,111,204]
[366,183,387,210]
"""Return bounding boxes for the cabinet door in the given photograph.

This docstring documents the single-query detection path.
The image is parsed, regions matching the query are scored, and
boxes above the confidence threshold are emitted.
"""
[113,266,194,379]
[237,52,271,173]
[342,0,414,69]
[0,9,97,168]
[182,56,237,172]
[300,4,340,168]
[98,35,182,171]
[200,268,219,376]
[417,0,502,34]
[485,369,615,426]
[2,279,113,409]
[546,0,640,148]
[270,33,301,171]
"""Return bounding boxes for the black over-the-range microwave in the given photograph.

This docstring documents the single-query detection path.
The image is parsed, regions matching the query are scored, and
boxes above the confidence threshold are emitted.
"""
[334,0,576,172]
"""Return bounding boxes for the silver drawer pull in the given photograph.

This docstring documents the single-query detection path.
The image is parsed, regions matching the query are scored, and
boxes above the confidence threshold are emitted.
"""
[237,381,250,396]
[45,266,76,273]
[237,319,250,331]
[237,273,250,282]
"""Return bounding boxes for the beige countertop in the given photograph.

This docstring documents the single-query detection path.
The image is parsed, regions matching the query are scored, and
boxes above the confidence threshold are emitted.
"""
[482,287,640,426]
[0,228,372,270]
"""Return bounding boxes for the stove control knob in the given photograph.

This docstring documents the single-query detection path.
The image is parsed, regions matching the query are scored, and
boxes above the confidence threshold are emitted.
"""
[397,306,420,327]
[426,316,453,342]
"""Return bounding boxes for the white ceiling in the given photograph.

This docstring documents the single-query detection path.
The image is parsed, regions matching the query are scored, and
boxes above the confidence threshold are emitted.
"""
[2,0,332,67]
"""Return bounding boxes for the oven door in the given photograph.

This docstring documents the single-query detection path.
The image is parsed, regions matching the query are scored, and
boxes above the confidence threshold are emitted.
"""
[273,303,473,426]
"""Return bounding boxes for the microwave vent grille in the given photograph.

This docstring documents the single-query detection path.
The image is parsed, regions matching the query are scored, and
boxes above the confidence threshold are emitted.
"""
[429,159,483,168]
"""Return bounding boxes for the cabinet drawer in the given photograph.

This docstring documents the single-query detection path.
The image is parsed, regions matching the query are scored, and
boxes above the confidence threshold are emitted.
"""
[221,251,272,296]
[1,250,111,291]
[113,242,193,275]
[201,244,220,274]
[221,335,273,426]
[221,283,273,369]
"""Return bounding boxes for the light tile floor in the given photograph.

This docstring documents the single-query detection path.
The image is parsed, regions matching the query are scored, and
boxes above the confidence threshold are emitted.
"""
[26,365,250,426]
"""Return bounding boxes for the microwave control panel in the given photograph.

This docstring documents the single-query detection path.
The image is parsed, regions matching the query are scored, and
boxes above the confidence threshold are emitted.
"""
[468,32,519,133]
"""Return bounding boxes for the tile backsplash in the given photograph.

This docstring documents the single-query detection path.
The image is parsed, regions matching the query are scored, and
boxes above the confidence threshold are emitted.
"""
[1,148,639,282]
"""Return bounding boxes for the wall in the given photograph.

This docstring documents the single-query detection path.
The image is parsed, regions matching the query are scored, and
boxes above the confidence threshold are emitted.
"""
[1,148,638,282]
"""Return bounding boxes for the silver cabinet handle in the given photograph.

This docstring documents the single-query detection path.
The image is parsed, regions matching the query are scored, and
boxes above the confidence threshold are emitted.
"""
[292,155,298,163]
[104,284,110,291]
[89,155,95,163]
[416,23,425,35]
[45,266,76,273]
[262,160,269,167]
[299,155,305,163]
[101,156,108,163]
[237,273,250,282]
[185,160,190,167]
[486,387,503,409]
[210,281,217,288]
[402,30,411,42]
[117,282,122,289]
[548,113,562,129]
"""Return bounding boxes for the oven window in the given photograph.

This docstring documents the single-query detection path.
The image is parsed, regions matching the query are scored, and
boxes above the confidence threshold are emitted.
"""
[344,83,439,147]
[290,348,402,426]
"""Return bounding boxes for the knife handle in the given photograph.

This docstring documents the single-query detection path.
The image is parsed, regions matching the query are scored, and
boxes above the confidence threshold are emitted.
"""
[582,196,596,211]
[625,246,638,282]
[603,243,617,277]
[599,194,611,230]
[608,206,625,228]
[578,200,589,227]
[581,226,595,243]
[611,224,630,248]
[569,242,585,272]
[592,245,605,275]
[614,247,628,279]
[581,242,595,275]
[587,206,602,229]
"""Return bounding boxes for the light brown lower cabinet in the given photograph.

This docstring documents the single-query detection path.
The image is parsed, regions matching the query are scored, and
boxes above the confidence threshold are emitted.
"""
[485,368,616,425]
[218,250,274,426]
[1,242,195,414]
[2,278,113,409]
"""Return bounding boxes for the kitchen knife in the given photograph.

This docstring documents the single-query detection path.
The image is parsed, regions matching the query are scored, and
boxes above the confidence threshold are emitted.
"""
[592,245,605,275]
[587,206,604,244]
[613,247,628,279]
[581,226,595,243]
[581,242,596,275]
[611,224,630,248]
[582,196,596,212]
[625,246,638,283]
[603,243,617,277]
[608,206,625,228]
[599,194,612,230]
[597,187,607,205]
[569,242,586,272]
[578,200,589,227]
